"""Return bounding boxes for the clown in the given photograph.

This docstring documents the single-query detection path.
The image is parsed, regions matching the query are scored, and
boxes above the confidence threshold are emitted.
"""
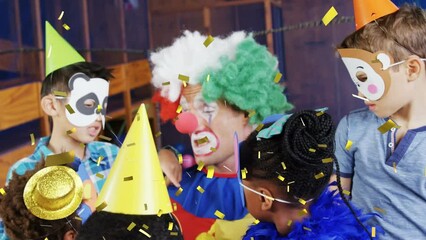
[151,31,292,239]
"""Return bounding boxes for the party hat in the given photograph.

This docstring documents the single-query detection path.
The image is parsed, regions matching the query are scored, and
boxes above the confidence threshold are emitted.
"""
[95,104,173,215]
[45,21,85,76]
[353,0,398,30]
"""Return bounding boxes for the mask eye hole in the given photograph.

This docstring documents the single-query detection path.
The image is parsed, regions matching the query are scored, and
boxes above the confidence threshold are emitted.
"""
[84,99,96,108]
[356,71,368,82]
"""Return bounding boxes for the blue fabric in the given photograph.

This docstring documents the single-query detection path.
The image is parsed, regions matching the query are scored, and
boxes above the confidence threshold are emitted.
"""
[243,188,377,240]
[335,108,426,239]
[0,136,118,240]
[168,166,248,220]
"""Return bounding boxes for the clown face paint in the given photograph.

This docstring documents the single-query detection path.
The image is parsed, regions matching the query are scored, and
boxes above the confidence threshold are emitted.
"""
[338,48,394,101]
[66,73,109,128]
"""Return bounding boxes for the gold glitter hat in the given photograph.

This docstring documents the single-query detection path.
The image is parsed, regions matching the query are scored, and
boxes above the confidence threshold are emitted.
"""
[23,166,83,220]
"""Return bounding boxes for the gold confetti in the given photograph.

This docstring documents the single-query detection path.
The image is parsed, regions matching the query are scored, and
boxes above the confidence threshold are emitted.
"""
[318,144,327,148]
[0,188,5,195]
[139,228,151,238]
[373,207,386,214]
[372,227,376,237]
[53,90,67,97]
[62,23,70,30]
[210,147,217,152]
[162,81,170,86]
[322,6,338,26]
[74,216,82,221]
[65,104,75,114]
[97,156,104,166]
[303,227,312,231]
[343,190,351,195]
[144,203,148,210]
[277,174,285,181]
[241,168,247,179]
[197,161,205,171]
[96,105,102,113]
[157,209,163,217]
[316,111,325,116]
[45,151,75,166]
[183,81,187,87]
[287,220,293,226]
[58,11,64,20]
[173,203,177,211]
[99,135,112,141]
[298,209,308,216]
[377,119,399,134]
[315,172,325,179]
[287,185,290,192]
[127,222,136,231]
[30,133,35,146]
[178,74,189,82]
[155,132,162,138]
[345,140,353,150]
[258,151,261,159]
[83,184,91,200]
[281,162,287,170]
[170,232,178,236]
[175,187,183,196]
[96,173,104,179]
[127,142,136,147]
[176,105,182,113]
[142,224,149,230]
[309,148,316,153]
[255,123,264,131]
[214,210,225,219]
[393,162,397,173]
[66,127,76,135]
[178,154,183,164]
[274,72,282,83]
[298,199,307,205]
[96,201,108,211]
[248,110,256,118]
[197,185,205,193]
[253,219,260,225]
[206,74,210,82]
[203,35,214,47]
[206,166,215,178]
[124,176,133,181]
[322,158,333,163]
[168,222,174,231]
[196,136,209,145]
[47,45,52,58]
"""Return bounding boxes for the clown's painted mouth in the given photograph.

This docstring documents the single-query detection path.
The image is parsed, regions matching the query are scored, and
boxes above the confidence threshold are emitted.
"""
[191,129,219,156]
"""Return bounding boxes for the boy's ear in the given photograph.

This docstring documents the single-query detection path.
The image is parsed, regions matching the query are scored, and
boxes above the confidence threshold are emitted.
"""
[63,230,77,240]
[258,187,274,211]
[41,95,60,116]
[406,56,422,81]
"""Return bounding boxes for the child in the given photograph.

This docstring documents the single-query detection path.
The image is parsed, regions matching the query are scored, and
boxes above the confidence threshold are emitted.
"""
[151,31,292,239]
[0,163,82,240]
[0,22,118,239]
[335,1,426,239]
[239,110,372,239]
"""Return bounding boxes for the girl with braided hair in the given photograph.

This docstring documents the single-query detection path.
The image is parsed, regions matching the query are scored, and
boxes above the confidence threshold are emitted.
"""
[239,110,375,239]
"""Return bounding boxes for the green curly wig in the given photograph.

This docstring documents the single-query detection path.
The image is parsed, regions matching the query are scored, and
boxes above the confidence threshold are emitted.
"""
[200,37,293,124]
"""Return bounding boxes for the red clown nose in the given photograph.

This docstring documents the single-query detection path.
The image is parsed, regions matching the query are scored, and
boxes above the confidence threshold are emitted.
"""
[175,112,198,134]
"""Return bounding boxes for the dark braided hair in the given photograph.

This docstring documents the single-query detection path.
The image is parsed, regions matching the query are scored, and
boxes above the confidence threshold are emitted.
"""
[0,162,81,240]
[240,110,334,201]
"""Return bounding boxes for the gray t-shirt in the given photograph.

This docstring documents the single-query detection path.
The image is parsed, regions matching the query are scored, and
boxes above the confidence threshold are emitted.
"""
[335,108,426,240]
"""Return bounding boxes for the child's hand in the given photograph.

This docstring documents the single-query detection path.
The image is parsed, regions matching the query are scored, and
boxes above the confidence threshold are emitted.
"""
[82,180,98,212]
[158,148,182,188]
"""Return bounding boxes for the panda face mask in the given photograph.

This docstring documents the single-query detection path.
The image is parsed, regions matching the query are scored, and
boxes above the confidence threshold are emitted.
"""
[65,73,109,128]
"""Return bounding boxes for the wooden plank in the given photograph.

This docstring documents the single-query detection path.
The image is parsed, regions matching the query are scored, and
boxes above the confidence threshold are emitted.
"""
[125,59,152,89]
[0,144,36,185]
[109,64,125,95]
[0,83,43,131]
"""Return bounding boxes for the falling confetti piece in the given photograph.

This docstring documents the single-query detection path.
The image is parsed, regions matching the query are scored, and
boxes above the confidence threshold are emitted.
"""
[83,184,92,200]
[318,144,327,148]
[65,104,75,114]
[373,207,386,214]
[351,94,369,102]
[74,216,82,221]
[53,90,67,97]
[127,222,136,231]
[47,45,52,58]
[96,201,108,211]
[62,23,70,30]
[210,147,217,152]
[214,210,225,219]
[316,111,325,116]
[170,232,178,236]
[322,158,333,163]
[277,175,285,181]
[372,227,376,237]
[197,161,205,171]
[207,166,215,178]
[173,203,177,211]
[124,176,134,181]
[162,81,170,86]
[206,74,210,82]
[144,203,148,210]
[96,104,102,113]
[298,209,308,216]
[315,172,325,179]
[139,229,151,238]
[155,132,162,138]
[175,187,183,196]
[157,209,163,217]
[248,110,256,118]
[97,156,104,166]
[178,74,189,82]
[30,133,35,146]
[393,162,397,173]
[197,185,205,193]
[322,6,338,26]
[66,127,76,135]
[45,151,75,166]
[298,199,307,205]
[287,220,292,226]
[241,168,247,179]
[0,188,5,195]
[287,185,290,192]
[343,190,351,195]
[309,148,316,153]
[377,119,399,134]
[255,123,264,131]
[58,11,64,20]
[274,72,282,83]
[203,35,214,47]
[196,136,209,145]
[96,173,104,179]
[178,154,183,164]
[345,140,353,150]
[127,142,136,147]
[303,227,312,231]
[143,224,149,230]
[253,219,260,225]
[168,222,174,231]
[176,105,182,113]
